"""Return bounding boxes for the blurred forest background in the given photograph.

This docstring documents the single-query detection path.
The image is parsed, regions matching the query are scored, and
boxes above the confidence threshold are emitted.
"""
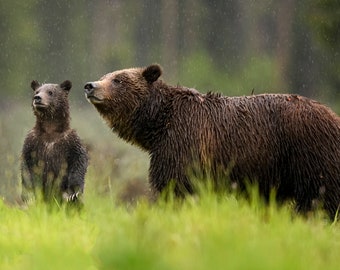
[0,0,340,202]
[1,0,340,102]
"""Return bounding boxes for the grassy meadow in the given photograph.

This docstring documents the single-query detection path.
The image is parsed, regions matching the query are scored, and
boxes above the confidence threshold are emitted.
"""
[1,101,340,270]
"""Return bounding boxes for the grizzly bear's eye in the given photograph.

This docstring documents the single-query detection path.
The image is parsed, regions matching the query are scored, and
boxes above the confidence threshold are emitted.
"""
[48,91,53,96]
[112,78,122,85]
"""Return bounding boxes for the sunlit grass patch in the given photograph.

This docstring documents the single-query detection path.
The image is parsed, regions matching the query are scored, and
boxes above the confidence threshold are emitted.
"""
[0,199,97,270]
[1,185,340,270]
[88,187,340,270]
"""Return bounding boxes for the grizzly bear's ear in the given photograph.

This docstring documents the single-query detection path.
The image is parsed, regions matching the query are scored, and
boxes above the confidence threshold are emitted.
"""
[31,80,40,91]
[60,80,72,92]
[142,64,162,84]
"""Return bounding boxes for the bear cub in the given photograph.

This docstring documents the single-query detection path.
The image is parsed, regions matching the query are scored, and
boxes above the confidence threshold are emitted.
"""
[21,80,88,204]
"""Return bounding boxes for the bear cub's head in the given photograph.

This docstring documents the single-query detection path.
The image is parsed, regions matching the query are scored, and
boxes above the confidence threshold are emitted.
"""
[30,80,72,119]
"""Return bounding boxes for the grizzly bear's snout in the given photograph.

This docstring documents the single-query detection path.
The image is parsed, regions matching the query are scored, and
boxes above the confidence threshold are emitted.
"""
[84,83,94,97]
[84,82,96,92]
[84,81,104,104]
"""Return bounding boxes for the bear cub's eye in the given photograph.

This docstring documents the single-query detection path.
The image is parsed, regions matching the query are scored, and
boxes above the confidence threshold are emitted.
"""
[48,91,53,96]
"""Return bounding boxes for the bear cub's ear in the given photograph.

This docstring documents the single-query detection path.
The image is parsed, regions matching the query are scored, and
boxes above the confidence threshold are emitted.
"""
[60,80,72,92]
[31,80,41,91]
[142,64,162,84]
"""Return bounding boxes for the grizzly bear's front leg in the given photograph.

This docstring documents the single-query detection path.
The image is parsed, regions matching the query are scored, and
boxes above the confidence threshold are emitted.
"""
[149,152,194,198]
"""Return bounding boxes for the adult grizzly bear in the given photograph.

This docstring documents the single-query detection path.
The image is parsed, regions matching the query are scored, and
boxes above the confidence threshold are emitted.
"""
[21,80,88,204]
[84,64,340,218]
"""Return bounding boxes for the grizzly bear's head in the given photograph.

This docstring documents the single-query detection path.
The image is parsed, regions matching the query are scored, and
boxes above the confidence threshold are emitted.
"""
[30,80,72,119]
[84,64,162,127]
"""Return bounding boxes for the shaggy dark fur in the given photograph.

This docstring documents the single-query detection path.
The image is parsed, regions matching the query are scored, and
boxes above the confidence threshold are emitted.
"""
[21,80,88,204]
[85,64,340,218]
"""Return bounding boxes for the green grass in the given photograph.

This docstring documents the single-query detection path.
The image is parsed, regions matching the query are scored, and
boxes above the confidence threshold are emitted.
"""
[1,102,340,270]
[1,190,340,270]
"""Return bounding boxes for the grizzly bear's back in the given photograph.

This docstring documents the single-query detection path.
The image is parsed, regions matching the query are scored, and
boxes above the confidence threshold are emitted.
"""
[167,92,339,164]
[150,91,340,209]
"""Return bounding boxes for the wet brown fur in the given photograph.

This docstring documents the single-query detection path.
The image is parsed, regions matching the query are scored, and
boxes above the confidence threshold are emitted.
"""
[21,81,88,204]
[85,64,340,218]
